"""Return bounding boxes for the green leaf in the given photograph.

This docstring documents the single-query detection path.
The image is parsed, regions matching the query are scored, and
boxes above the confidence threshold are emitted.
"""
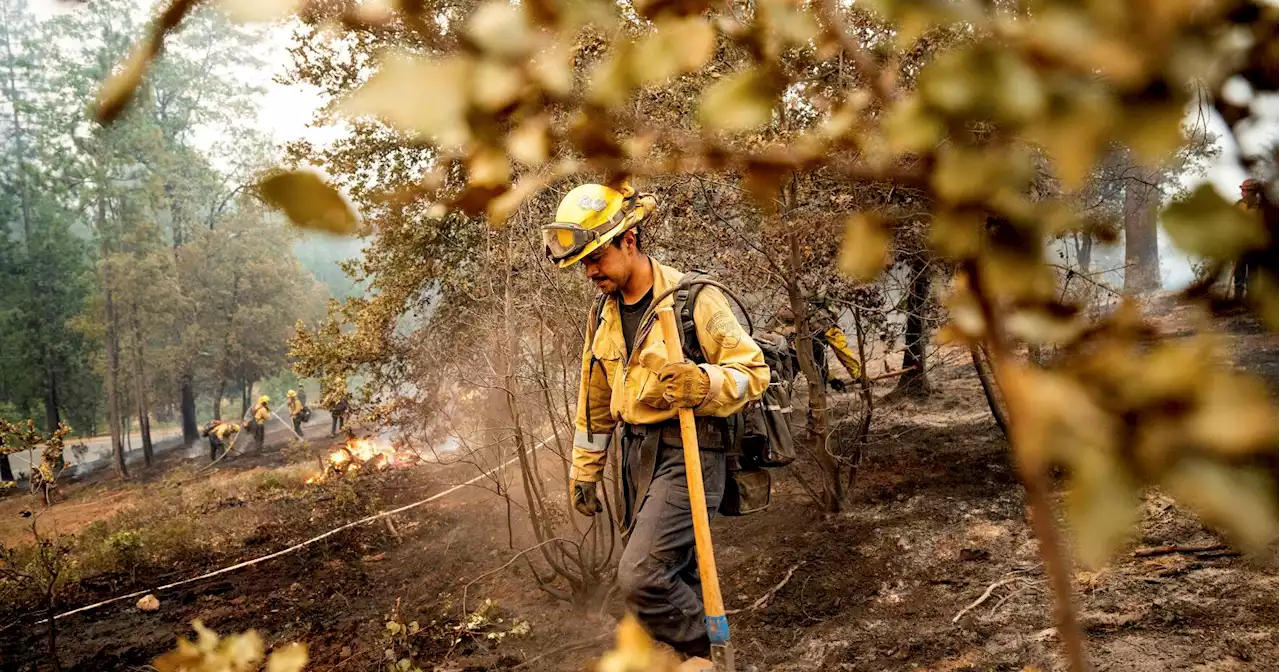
[259,171,359,235]
[1162,184,1266,260]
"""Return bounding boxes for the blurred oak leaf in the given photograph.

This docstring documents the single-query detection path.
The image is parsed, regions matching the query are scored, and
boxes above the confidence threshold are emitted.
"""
[633,17,715,86]
[1162,184,1266,260]
[266,643,309,672]
[466,1,537,59]
[1161,459,1277,551]
[259,170,359,235]
[96,37,154,124]
[531,41,574,96]
[340,53,472,148]
[217,0,304,23]
[698,69,776,132]
[1188,372,1278,457]
[838,214,889,281]
[472,60,525,112]
[596,614,679,672]
[1064,445,1139,568]
[506,116,551,166]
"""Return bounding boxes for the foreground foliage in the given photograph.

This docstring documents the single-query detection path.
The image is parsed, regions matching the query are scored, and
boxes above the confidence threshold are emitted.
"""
[92,0,1277,669]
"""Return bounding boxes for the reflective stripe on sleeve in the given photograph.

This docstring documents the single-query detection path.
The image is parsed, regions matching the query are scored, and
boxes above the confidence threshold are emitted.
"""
[573,430,609,452]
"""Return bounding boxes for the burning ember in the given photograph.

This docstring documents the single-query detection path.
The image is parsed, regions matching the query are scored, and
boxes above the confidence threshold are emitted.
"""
[308,437,417,483]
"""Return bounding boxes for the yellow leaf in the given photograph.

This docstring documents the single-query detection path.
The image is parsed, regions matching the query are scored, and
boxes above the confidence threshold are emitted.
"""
[340,52,472,148]
[1064,446,1139,568]
[698,69,775,132]
[1002,363,1116,473]
[1188,372,1278,456]
[1161,459,1277,551]
[633,17,716,86]
[96,38,154,124]
[217,0,304,23]
[883,96,943,154]
[1005,305,1084,345]
[759,0,818,47]
[487,175,548,225]
[465,1,536,59]
[224,631,265,669]
[838,214,889,281]
[587,46,633,108]
[266,643,309,672]
[1161,184,1266,260]
[468,148,511,188]
[472,60,524,112]
[530,41,574,97]
[506,116,550,166]
[259,170,359,235]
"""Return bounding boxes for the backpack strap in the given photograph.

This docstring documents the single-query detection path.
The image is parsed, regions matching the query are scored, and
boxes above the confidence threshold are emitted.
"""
[583,293,610,440]
[675,270,710,364]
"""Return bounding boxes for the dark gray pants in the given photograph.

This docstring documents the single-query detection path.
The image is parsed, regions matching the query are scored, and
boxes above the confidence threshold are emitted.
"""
[617,432,726,656]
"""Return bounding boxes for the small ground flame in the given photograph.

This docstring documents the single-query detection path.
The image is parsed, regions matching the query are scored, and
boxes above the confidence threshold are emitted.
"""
[308,436,416,483]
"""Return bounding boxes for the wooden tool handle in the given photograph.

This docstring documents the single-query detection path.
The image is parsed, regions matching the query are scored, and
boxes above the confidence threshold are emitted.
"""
[656,307,733,669]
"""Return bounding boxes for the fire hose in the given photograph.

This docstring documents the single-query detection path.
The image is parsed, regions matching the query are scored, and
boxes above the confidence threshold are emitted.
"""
[35,434,554,625]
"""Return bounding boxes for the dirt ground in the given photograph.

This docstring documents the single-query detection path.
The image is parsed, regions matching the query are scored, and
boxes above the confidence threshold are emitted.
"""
[0,310,1275,672]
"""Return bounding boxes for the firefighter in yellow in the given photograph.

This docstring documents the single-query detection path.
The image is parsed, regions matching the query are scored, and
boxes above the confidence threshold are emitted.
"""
[251,395,271,453]
[200,419,240,462]
[322,375,350,436]
[286,390,305,438]
[774,298,862,391]
[1232,178,1264,300]
[542,182,768,660]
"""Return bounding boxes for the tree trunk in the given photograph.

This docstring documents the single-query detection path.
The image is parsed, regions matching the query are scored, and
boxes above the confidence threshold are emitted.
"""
[240,380,250,419]
[1074,231,1093,274]
[1123,166,1162,293]
[128,304,153,466]
[97,179,127,480]
[180,374,198,445]
[781,176,844,513]
[0,455,13,482]
[43,363,60,434]
[895,259,934,397]
[213,379,226,421]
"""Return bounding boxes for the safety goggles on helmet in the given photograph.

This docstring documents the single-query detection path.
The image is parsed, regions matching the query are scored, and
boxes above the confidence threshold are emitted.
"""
[540,207,629,263]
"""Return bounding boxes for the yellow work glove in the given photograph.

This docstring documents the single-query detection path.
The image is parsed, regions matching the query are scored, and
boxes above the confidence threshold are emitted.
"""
[572,480,602,517]
[658,362,710,409]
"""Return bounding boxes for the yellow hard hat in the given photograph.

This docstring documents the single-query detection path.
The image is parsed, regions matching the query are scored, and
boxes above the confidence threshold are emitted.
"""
[541,183,657,268]
[258,395,270,404]
[287,389,297,398]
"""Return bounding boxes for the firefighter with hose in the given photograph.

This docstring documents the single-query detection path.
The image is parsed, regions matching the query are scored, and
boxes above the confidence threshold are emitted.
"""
[200,419,241,462]
[286,390,305,438]
[542,182,767,668]
[249,395,271,453]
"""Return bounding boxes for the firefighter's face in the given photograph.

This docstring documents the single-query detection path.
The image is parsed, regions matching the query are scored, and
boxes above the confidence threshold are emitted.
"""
[581,232,636,295]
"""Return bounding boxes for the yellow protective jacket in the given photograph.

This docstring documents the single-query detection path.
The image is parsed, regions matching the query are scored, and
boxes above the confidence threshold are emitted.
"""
[570,261,770,483]
[253,404,271,425]
[287,398,303,418]
[212,423,240,441]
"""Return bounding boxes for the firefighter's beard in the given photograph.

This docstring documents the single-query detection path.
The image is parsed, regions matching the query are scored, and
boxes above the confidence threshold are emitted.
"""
[587,272,623,296]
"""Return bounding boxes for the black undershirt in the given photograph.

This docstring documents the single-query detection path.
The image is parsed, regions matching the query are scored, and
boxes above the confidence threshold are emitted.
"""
[619,288,654,357]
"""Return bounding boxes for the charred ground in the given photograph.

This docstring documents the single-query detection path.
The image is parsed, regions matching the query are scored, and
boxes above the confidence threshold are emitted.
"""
[0,313,1275,672]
